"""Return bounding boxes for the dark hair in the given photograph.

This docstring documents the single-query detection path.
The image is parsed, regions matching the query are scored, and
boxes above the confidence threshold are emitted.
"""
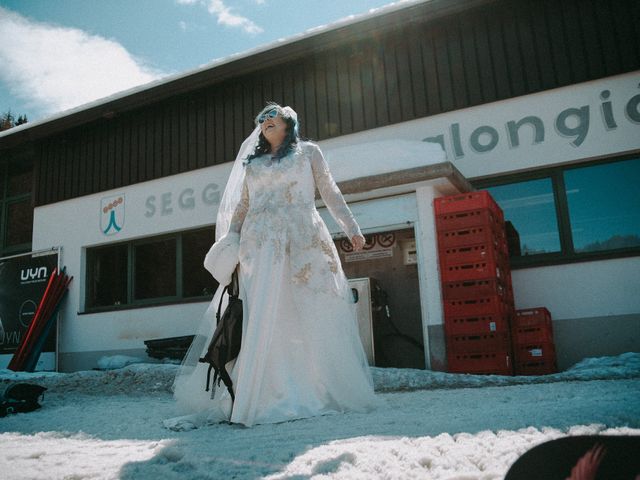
[245,103,300,164]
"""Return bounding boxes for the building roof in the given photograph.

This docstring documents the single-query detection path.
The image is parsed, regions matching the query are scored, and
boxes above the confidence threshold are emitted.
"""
[0,0,493,150]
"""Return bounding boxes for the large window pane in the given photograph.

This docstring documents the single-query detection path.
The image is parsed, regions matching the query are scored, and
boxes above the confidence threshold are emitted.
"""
[5,199,33,246]
[486,178,561,256]
[0,166,5,198]
[134,238,176,300]
[182,227,217,297]
[8,162,33,197]
[88,244,128,308]
[565,158,640,253]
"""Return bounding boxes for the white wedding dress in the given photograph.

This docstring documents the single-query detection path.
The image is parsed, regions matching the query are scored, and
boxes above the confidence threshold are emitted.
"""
[166,141,379,428]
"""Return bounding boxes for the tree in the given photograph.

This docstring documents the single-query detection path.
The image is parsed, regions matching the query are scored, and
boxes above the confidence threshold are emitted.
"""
[1,110,28,131]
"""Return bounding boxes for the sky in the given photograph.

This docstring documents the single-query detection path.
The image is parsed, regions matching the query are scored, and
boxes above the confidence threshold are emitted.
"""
[0,0,410,124]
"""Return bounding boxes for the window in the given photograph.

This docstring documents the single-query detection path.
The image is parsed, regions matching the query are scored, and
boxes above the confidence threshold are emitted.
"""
[5,200,34,247]
[183,228,218,297]
[0,159,33,256]
[474,156,640,267]
[87,244,128,308]
[485,178,561,256]
[7,162,32,196]
[564,158,640,253]
[85,226,216,311]
[134,238,177,300]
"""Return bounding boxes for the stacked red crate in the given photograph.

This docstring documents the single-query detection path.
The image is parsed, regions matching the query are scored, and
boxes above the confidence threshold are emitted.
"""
[435,191,515,375]
[512,307,557,375]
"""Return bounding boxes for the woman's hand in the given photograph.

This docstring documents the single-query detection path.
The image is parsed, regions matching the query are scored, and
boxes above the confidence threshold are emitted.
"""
[351,234,366,252]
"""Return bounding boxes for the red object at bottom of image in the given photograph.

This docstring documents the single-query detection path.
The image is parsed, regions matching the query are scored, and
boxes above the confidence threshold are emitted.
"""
[447,350,513,376]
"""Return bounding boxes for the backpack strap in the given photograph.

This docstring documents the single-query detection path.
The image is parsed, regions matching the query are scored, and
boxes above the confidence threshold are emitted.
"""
[215,285,229,323]
[229,268,239,297]
[204,269,240,396]
[204,364,226,393]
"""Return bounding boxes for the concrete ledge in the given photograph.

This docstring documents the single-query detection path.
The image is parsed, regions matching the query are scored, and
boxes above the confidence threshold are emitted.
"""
[338,161,473,196]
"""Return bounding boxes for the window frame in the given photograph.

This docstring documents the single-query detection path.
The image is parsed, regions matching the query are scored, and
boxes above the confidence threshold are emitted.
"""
[85,241,129,309]
[131,234,180,305]
[472,153,640,269]
[83,226,215,313]
[0,159,34,257]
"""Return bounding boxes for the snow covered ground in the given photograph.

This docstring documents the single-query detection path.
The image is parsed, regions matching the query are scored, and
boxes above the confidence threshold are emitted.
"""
[1,352,639,479]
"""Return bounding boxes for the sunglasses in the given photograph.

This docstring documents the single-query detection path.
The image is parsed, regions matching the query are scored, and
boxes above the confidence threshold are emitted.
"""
[258,109,279,124]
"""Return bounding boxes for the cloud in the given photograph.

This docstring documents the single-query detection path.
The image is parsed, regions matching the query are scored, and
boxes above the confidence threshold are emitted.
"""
[176,0,263,34]
[207,0,263,34]
[0,7,165,117]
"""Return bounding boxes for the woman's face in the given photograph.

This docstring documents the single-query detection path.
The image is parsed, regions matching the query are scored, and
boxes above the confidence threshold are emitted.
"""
[260,110,288,148]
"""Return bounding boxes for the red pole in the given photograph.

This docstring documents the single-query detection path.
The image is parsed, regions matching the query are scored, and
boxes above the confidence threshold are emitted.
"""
[19,270,69,370]
[8,268,58,371]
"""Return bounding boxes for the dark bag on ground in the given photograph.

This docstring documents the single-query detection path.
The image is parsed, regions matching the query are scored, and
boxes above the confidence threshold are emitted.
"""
[505,435,640,480]
[199,269,242,401]
[0,382,47,417]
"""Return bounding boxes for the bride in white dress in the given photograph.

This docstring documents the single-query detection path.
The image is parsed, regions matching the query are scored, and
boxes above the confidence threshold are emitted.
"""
[165,104,379,429]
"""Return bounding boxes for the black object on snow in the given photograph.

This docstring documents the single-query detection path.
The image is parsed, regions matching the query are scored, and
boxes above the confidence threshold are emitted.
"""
[505,435,640,480]
[0,382,47,417]
[144,335,195,360]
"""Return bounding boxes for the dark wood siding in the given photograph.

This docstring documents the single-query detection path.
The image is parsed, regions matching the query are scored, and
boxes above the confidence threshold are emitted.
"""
[27,0,640,206]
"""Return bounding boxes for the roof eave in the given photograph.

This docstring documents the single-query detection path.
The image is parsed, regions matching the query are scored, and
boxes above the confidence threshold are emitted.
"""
[0,0,496,151]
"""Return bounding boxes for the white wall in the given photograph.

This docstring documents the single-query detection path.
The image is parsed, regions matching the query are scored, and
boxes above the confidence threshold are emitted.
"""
[321,71,640,326]
[320,194,417,235]
[512,257,640,320]
[321,71,640,179]
[32,158,420,359]
[32,71,640,365]
[32,161,234,355]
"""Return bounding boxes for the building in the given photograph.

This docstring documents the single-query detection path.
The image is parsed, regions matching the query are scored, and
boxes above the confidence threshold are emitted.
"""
[1,0,638,372]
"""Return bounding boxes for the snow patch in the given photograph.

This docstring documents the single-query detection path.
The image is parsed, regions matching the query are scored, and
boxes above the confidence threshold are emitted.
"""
[0,353,638,479]
[1,352,639,396]
[96,354,146,370]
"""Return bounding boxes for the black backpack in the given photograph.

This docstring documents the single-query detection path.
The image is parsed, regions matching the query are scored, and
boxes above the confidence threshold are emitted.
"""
[0,382,47,417]
[199,270,242,401]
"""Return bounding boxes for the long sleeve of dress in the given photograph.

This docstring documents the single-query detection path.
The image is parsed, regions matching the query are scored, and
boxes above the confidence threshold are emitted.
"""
[309,144,363,240]
[228,176,250,235]
[204,176,247,285]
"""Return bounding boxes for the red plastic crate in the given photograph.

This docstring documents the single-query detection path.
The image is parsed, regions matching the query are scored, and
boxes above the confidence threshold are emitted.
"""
[444,294,512,317]
[513,342,556,363]
[446,332,511,353]
[442,278,509,300]
[514,359,557,376]
[440,258,510,282]
[439,242,509,267]
[514,307,552,329]
[502,269,514,288]
[445,312,512,335]
[503,271,515,303]
[438,224,507,249]
[434,191,503,219]
[512,325,554,345]
[447,350,512,375]
[436,208,503,231]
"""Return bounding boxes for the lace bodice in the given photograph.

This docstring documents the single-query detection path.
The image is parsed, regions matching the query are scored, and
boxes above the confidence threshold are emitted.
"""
[228,142,361,240]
